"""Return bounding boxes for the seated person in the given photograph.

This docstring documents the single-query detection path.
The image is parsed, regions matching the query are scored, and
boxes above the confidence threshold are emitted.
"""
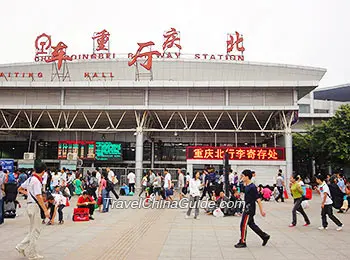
[216,191,230,216]
[76,190,96,220]
[230,187,243,216]
[262,185,272,201]
[119,183,129,196]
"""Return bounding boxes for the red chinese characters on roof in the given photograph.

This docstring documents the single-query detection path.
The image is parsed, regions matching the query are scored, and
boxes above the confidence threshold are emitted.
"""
[187,146,285,161]
[128,41,161,71]
[162,28,182,52]
[227,31,245,54]
[45,42,72,70]
[92,29,110,52]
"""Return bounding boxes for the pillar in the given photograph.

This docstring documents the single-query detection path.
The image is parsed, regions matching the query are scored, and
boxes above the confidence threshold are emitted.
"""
[187,163,193,176]
[151,141,155,169]
[135,127,143,188]
[33,140,38,157]
[284,128,293,189]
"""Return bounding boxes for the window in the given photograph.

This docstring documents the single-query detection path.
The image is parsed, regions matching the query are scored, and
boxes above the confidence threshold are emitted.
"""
[299,104,310,113]
[314,109,329,114]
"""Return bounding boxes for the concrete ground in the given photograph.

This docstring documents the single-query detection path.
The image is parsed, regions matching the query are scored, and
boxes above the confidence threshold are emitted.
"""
[0,193,349,260]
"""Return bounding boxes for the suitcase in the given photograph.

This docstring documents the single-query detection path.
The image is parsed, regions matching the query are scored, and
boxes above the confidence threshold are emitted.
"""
[72,207,90,221]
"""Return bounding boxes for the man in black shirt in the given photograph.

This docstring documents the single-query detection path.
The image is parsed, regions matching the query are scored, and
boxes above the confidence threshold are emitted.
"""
[235,169,270,248]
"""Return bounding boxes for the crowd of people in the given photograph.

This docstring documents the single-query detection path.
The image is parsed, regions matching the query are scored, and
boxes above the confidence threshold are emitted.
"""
[0,163,349,259]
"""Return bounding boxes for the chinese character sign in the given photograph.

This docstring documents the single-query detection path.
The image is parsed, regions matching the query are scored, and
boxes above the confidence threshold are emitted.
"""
[128,41,161,70]
[163,27,182,52]
[45,41,72,70]
[227,31,245,54]
[92,29,110,52]
[186,146,285,160]
[35,33,52,56]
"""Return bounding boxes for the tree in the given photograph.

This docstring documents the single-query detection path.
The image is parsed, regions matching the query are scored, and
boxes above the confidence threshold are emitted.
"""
[293,104,350,174]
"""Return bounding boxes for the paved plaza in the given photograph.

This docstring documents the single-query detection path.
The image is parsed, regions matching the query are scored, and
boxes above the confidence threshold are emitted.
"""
[0,194,349,260]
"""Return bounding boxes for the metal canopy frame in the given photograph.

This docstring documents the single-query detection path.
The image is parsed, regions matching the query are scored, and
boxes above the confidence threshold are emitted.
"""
[0,109,295,133]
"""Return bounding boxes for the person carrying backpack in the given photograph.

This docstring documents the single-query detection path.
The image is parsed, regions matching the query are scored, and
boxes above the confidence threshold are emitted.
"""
[88,171,99,201]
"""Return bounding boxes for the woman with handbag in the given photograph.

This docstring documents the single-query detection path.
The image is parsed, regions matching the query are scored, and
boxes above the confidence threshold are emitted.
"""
[289,175,310,227]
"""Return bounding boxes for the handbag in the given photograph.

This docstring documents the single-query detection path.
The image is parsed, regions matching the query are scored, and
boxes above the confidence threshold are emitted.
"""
[97,196,102,206]
[305,188,312,200]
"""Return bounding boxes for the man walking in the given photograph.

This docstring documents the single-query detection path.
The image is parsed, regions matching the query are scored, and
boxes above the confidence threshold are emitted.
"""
[235,169,270,248]
[316,174,343,231]
[106,167,119,199]
[275,170,285,202]
[16,163,50,260]
[127,171,136,193]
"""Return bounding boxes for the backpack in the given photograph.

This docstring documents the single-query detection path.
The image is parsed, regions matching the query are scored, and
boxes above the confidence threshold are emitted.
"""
[106,179,114,192]
[90,177,98,189]
[328,184,344,209]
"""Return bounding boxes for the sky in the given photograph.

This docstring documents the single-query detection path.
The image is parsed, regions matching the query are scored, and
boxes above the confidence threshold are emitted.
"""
[1,0,349,88]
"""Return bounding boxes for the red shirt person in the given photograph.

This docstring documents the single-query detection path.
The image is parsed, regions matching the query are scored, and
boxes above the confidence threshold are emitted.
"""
[77,190,96,220]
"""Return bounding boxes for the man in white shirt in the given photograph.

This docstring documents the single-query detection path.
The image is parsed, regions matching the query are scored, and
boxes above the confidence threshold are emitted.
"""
[16,162,50,260]
[95,168,101,184]
[163,169,172,200]
[316,174,343,231]
[106,168,119,199]
[127,171,136,193]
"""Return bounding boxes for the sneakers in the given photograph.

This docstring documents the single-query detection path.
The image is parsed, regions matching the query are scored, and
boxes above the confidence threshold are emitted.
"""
[303,223,310,227]
[288,224,296,227]
[185,214,190,219]
[318,226,328,230]
[234,242,247,248]
[336,225,344,231]
[262,235,270,246]
[15,245,26,257]
[59,220,64,225]
[28,254,44,260]
[194,216,200,220]
[89,216,94,220]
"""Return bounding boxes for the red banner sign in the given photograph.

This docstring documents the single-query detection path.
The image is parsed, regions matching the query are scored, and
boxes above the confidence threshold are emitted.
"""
[186,146,285,161]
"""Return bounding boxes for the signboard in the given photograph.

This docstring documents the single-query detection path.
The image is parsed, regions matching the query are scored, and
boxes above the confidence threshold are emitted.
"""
[95,142,122,161]
[0,159,14,173]
[33,28,245,72]
[186,146,285,161]
[17,159,34,169]
[58,141,95,160]
[60,160,77,171]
